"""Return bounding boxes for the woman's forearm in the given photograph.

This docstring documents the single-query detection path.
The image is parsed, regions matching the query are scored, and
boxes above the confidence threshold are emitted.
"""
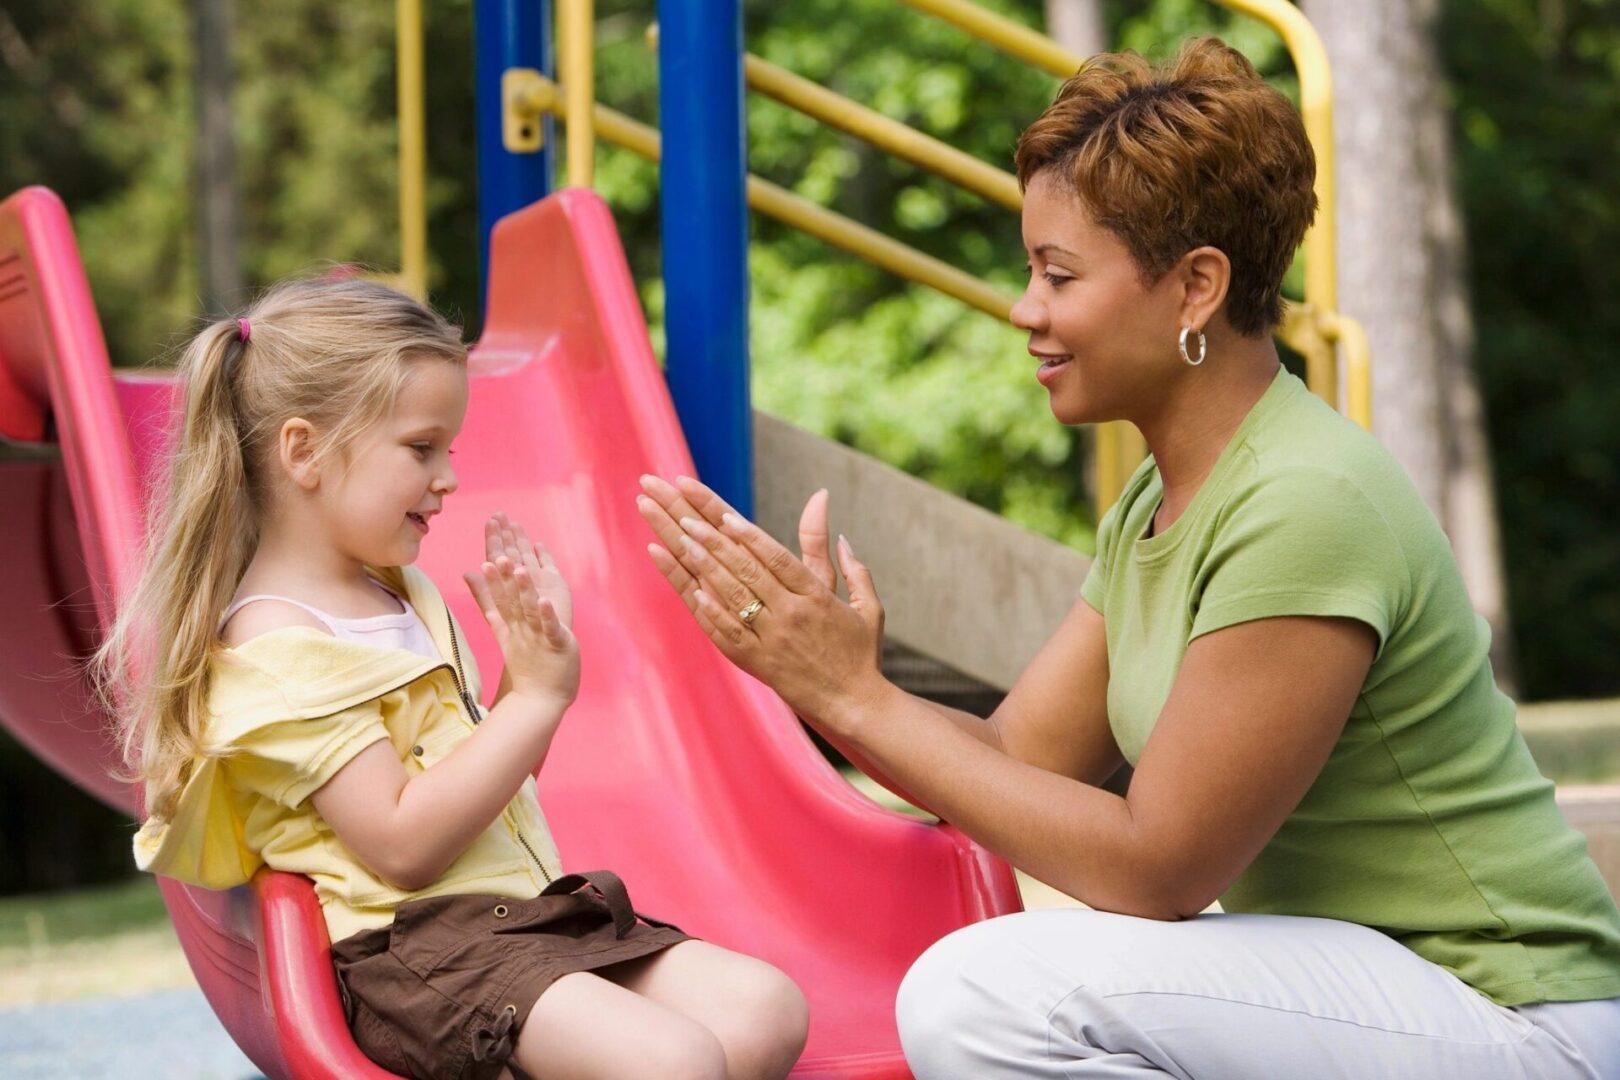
[821,680,1184,919]
[826,688,1005,814]
[918,698,1006,752]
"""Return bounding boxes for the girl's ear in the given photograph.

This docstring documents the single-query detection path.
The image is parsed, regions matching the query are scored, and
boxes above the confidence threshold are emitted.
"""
[279,418,321,491]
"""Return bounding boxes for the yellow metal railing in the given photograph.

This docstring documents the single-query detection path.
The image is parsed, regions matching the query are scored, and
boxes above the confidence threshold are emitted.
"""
[560,0,596,186]
[743,53,1023,212]
[500,0,1373,516]
[393,0,427,298]
[505,74,1014,318]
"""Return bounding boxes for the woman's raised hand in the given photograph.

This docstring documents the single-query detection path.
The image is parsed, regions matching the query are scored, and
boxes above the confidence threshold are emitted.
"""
[463,513,579,708]
[635,475,887,728]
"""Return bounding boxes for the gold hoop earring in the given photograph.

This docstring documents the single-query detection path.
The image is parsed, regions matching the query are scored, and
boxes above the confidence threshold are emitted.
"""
[1179,326,1207,366]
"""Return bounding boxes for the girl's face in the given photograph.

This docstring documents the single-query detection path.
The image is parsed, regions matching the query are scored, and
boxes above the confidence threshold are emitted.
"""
[319,359,469,568]
[1010,171,1186,426]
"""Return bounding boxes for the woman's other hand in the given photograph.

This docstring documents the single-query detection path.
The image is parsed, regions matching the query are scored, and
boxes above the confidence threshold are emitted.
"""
[636,475,886,728]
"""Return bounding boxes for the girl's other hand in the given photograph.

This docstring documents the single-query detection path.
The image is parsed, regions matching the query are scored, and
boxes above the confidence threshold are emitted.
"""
[464,514,580,708]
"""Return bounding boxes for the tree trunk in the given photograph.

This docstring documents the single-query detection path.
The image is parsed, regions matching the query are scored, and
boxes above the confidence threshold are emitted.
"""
[1044,0,1106,61]
[1302,0,1518,690]
[194,0,242,315]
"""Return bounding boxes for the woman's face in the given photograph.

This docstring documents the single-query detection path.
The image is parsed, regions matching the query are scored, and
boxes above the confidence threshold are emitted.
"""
[1011,171,1186,426]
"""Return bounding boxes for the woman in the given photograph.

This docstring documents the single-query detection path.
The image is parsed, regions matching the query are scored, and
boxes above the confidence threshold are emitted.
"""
[635,37,1620,1078]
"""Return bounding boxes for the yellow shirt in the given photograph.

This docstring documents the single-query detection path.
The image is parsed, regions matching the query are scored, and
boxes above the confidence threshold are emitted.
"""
[133,565,563,943]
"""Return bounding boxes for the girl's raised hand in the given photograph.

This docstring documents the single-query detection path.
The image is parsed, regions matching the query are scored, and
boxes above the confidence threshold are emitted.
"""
[482,511,573,628]
[463,514,579,708]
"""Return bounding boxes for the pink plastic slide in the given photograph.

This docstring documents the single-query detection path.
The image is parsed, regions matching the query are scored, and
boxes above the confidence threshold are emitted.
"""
[0,185,1022,1078]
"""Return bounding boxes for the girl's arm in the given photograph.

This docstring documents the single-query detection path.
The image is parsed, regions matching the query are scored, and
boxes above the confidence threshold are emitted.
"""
[316,514,577,891]
[311,687,565,890]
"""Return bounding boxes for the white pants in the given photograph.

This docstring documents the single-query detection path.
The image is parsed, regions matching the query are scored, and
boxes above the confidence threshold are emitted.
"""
[896,910,1620,1078]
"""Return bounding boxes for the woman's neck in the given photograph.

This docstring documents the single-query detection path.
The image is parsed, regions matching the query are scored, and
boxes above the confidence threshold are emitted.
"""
[1135,342,1280,531]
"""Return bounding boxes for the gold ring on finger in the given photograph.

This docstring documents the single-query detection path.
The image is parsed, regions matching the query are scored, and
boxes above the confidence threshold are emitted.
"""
[738,599,765,625]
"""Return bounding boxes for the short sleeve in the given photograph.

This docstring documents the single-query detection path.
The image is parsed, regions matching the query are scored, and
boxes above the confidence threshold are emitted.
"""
[223,700,391,809]
[1190,467,1408,654]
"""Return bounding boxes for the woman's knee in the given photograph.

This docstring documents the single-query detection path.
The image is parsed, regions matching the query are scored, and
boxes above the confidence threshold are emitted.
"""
[896,918,1029,1074]
[896,911,1130,1076]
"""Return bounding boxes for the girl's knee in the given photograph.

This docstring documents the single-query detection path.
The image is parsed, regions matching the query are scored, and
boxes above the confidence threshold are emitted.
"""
[714,965,809,1079]
[650,1024,729,1080]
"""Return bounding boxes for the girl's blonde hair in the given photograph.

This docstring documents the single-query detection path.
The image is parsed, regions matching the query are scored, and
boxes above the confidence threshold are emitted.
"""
[94,277,467,820]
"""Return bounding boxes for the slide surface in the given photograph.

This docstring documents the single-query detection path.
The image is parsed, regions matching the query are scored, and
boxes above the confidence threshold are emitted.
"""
[0,185,1022,1079]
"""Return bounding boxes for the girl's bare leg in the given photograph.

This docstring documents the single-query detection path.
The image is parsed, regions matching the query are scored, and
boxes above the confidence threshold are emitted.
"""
[597,941,809,1080]
[508,968,728,1080]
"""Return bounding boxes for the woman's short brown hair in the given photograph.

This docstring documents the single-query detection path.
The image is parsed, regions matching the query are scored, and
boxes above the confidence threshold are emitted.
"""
[1014,37,1317,336]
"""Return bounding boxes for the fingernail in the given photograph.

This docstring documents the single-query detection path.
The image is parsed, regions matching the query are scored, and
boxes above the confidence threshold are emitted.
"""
[694,588,710,605]
[679,516,706,535]
[639,474,656,490]
[839,534,852,556]
[721,512,740,530]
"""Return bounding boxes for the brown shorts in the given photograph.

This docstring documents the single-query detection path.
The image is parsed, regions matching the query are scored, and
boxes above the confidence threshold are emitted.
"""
[331,871,689,1080]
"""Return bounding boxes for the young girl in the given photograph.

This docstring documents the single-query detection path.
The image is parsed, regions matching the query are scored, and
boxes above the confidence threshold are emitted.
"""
[96,278,808,1080]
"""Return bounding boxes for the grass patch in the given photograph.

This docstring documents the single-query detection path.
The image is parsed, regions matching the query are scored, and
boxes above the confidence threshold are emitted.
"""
[0,876,168,950]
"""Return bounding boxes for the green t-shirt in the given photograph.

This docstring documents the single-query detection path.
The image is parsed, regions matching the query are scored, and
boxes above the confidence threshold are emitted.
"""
[1080,366,1620,1006]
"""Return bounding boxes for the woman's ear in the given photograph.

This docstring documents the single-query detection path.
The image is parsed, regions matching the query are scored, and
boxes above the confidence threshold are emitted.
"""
[1176,245,1232,335]
[278,418,321,491]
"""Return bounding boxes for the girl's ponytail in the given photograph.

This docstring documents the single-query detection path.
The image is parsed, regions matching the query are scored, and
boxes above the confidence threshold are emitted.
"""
[95,319,260,817]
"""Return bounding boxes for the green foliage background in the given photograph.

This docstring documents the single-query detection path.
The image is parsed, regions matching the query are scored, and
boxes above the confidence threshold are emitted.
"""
[1,0,1615,699]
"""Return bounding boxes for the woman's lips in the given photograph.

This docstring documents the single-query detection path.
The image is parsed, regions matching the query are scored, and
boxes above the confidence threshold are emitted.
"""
[1035,355,1073,387]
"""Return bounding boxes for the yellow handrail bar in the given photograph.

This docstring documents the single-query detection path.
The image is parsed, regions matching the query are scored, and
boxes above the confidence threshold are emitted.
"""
[1218,0,1337,397]
[742,53,1023,211]
[560,0,596,187]
[645,24,1021,211]
[508,73,1015,318]
[896,0,1084,78]
[394,0,427,298]
[1327,311,1372,429]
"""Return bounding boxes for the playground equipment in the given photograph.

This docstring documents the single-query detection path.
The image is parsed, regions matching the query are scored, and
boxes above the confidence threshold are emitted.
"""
[0,182,1019,1077]
[0,1,1373,1077]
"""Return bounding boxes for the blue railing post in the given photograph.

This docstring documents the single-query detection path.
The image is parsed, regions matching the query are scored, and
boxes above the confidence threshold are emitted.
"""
[475,0,553,310]
[657,0,753,518]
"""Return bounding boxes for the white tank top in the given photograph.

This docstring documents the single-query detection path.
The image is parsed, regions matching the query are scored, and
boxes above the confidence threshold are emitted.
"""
[220,577,442,662]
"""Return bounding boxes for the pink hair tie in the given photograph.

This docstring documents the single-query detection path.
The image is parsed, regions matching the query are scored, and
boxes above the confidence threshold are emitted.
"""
[236,318,251,343]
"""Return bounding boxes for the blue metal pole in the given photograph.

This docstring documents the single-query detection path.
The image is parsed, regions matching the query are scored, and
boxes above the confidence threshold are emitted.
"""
[657,0,753,519]
[475,0,553,311]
